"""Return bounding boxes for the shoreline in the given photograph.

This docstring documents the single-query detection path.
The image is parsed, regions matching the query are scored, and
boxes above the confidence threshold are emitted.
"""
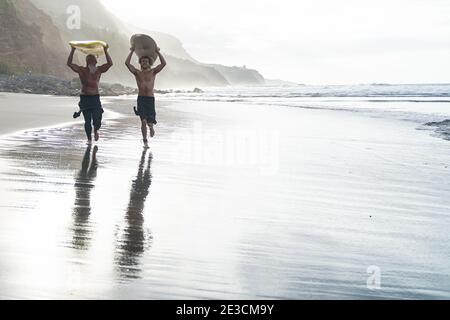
[0,93,123,138]
[2,91,450,144]
[0,93,172,138]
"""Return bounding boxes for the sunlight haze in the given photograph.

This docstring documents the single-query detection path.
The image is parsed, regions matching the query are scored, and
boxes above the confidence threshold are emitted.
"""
[100,0,450,84]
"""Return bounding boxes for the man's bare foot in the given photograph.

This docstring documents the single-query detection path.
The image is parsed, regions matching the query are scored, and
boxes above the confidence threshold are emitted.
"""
[149,125,155,138]
[143,139,149,149]
[87,140,93,146]
[94,130,100,142]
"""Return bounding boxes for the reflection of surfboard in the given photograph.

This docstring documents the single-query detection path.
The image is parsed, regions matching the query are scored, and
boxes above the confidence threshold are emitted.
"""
[131,34,157,65]
[69,41,108,56]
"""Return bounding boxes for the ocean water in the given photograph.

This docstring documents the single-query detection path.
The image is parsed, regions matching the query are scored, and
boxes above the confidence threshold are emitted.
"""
[163,83,450,98]
[157,84,450,141]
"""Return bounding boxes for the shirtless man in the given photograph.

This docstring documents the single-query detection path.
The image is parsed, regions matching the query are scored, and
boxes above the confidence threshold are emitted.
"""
[125,46,167,147]
[67,45,113,144]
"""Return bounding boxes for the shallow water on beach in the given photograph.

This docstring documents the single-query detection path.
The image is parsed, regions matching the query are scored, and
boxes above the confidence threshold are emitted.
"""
[1,99,450,299]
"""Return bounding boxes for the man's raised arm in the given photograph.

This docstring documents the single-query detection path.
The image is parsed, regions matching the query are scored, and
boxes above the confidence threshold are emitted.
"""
[125,47,138,75]
[67,47,81,73]
[98,45,113,73]
[153,48,167,74]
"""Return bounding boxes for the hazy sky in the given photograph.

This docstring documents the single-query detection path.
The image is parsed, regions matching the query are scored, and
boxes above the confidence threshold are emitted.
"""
[101,0,450,84]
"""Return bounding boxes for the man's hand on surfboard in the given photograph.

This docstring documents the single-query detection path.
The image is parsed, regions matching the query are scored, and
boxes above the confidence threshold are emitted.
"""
[67,46,82,73]
[153,48,167,74]
[98,45,113,73]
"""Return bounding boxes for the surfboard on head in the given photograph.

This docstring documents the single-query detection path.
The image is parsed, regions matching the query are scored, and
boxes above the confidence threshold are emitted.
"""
[69,41,108,57]
[131,34,158,65]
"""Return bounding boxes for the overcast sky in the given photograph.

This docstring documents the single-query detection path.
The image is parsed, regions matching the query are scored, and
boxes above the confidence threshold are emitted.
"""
[101,0,450,84]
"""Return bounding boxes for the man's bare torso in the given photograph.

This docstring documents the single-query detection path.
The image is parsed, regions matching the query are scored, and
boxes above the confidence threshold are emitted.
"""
[134,69,156,97]
[79,67,102,95]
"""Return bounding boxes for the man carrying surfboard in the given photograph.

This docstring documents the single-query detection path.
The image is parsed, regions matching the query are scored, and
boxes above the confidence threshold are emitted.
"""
[125,43,167,147]
[67,44,113,144]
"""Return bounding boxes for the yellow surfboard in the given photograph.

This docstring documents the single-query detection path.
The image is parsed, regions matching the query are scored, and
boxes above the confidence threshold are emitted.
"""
[69,41,108,57]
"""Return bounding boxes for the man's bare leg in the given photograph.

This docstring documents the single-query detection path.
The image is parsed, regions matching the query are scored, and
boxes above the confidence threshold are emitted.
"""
[141,120,149,147]
[86,132,92,145]
[149,123,155,138]
[84,114,93,145]
[141,120,148,139]
[94,130,100,142]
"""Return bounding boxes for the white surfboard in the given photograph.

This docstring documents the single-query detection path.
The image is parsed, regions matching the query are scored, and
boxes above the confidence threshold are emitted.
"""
[69,40,108,57]
[131,34,158,65]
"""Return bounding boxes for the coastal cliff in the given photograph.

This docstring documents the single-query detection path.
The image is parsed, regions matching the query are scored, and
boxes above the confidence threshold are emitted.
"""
[0,0,266,90]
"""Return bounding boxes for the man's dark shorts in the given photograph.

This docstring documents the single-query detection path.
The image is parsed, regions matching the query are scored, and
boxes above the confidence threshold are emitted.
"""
[137,96,157,125]
[79,95,104,130]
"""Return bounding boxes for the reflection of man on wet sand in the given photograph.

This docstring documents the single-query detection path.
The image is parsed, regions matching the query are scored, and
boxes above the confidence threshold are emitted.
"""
[115,149,153,279]
[71,145,98,250]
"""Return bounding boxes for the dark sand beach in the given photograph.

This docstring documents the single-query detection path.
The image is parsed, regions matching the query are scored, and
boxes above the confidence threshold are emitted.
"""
[1,94,450,299]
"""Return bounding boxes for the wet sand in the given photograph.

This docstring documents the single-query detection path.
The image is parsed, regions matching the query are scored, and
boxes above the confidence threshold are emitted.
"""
[1,96,450,299]
[0,93,122,136]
